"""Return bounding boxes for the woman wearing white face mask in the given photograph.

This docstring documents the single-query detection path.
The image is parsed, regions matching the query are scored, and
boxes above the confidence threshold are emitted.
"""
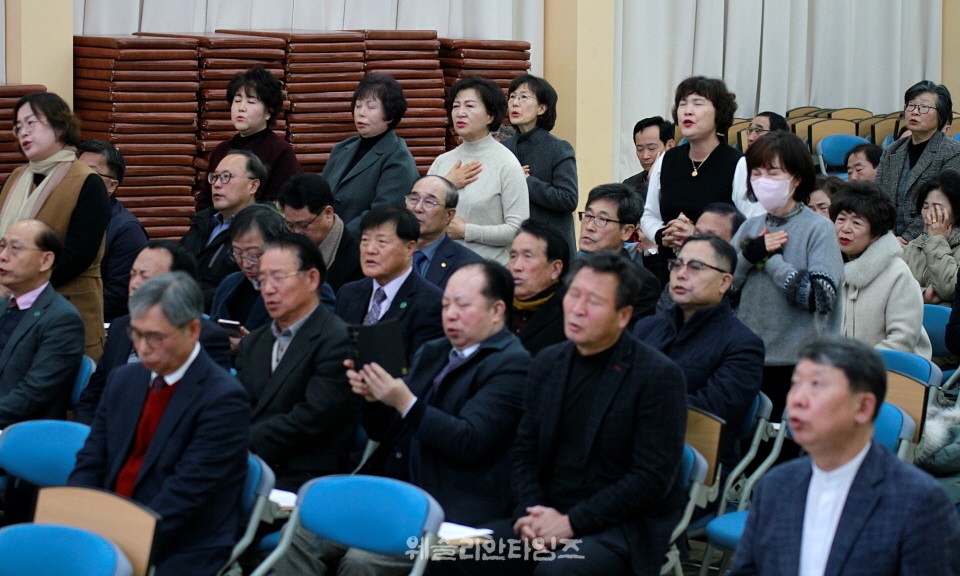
[732,131,844,421]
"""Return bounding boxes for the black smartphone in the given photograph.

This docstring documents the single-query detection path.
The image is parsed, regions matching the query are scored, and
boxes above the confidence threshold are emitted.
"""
[217,319,243,338]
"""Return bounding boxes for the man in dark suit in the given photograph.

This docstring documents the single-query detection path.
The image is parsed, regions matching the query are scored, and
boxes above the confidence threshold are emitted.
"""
[408,175,481,290]
[69,272,250,576]
[278,172,363,293]
[74,241,231,425]
[508,219,569,356]
[451,252,686,576]
[281,261,530,574]
[336,205,443,363]
[180,150,265,310]
[622,116,674,202]
[578,183,662,323]
[729,336,960,576]
[78,139,148,323]
[236,233,357,492]
[0,219,85,427]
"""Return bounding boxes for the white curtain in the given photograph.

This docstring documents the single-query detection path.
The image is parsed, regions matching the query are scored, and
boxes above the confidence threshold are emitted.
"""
[615,0,943,180]
[71,0,544,74]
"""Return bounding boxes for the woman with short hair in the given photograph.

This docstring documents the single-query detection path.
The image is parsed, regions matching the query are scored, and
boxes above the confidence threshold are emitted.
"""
[832,181,931,357]
[902,170,960,305]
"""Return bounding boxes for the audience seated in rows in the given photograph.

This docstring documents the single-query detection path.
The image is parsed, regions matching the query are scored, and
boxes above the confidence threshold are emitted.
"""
[278,172,363,293]
[635,234,764,476]
[0,219,84,427]
[728,336,960,575]
[78,139,148,323]
[181,149,265,310]
[902,170,960,305]
[408,175,482,290]
[832,181,931,358]
[75,241,231,425]
[509,219,570,356]
[876,80,960,242]
[235,234,357,492]
[279,261,530,575]
[69,271,250,576]
[335,206,443,364]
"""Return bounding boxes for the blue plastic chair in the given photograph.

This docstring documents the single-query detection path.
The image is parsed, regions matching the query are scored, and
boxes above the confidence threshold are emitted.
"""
[662,445,708,576]
[0,420,90,487]
[878,348,942,387]
[0,523,132,576]
[251,475,444,576]
[700,402,914,570]
[71,355,96,408]
[816,134,868,175]
[923,303,952,358]
[217,454,275,576]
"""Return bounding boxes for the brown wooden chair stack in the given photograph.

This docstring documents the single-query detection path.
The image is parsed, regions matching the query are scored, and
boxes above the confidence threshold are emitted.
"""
[219,29,367,174]
[361,30,447,175]
[0,84,46,188]
[136,32,287,191]
[73,34,200,240]
[438,38,532,150]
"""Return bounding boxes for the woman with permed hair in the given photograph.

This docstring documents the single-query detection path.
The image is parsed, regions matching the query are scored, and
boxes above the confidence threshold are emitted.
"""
[641,76,765,266]
[323,72,419,236]
[427,76,528,264]
[902,170,960,305]
[197,65,302,209]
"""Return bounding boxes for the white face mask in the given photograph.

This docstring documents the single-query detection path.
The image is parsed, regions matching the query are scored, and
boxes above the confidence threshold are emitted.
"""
[751,177,794,213]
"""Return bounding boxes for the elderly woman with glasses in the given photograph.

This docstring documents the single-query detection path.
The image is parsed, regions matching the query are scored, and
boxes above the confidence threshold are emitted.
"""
[500,74,578,256]
[428,76,528,264]
[0,92,111,359]
[876,80,960,242]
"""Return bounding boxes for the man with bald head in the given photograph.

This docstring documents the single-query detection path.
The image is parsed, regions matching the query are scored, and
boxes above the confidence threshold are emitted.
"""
[0,218,85,427]
[407,175,481,290]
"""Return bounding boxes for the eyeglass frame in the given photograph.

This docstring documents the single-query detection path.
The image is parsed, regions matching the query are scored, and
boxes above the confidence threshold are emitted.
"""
[507,92,537,103]
[285,212,320,232]
[578,211,623,229]
[905,103,935,115]
[207,171,252,185]
[667,258,730,275]
[255,270,305,288]
[0,239,46,257]
[231,248,264,266]
[743,127,770,136]
[126,325,181,348]
[405,194,445,210]
[11,116,47,138]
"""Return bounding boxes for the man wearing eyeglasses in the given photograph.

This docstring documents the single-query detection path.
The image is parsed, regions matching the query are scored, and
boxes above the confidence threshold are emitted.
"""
[634,234,764,476]
[0,218,85,428]
[408,175,481,290]
[181,150,266,310]
[577,183,661,322]
[744,111,788,146]
[70,271,250,576]
[236,233,357,491]
[278,173,362,292]
[78,139,148,323]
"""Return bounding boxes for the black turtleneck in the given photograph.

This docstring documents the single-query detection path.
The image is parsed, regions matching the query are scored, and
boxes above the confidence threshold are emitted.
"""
[347,129,390,174]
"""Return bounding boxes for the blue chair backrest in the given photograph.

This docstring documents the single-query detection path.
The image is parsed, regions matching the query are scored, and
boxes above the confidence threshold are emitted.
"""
[297,475,444,557]
[882,133,895,148]
[241,454,275,514]
[818,134,868,169]
[0,523,132,576]
[879,349,934,385]
[873,402,904,451]
[923,304,951,357]
[72,355,96,408]
[954,133,960,142]
[0,420,90,486]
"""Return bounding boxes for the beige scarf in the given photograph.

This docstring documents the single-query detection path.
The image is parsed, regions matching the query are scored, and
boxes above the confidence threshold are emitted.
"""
[0,148,77,235]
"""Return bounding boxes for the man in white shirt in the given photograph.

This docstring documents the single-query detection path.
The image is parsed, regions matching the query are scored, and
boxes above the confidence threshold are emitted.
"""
[729,335,960,576]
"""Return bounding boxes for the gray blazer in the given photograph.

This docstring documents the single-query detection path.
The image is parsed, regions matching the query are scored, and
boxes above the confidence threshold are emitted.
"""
[876,130,960,241]
[0,283,85,427]
[322,130,420,236]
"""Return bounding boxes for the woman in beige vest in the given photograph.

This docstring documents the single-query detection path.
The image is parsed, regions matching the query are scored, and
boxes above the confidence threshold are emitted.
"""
[0,92,111,359]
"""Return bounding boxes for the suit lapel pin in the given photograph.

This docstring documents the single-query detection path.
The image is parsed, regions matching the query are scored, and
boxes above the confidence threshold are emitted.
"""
[613,364,622,372]
[400,302,408,309]
[440,262,447,268]
[33,311,41,317]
